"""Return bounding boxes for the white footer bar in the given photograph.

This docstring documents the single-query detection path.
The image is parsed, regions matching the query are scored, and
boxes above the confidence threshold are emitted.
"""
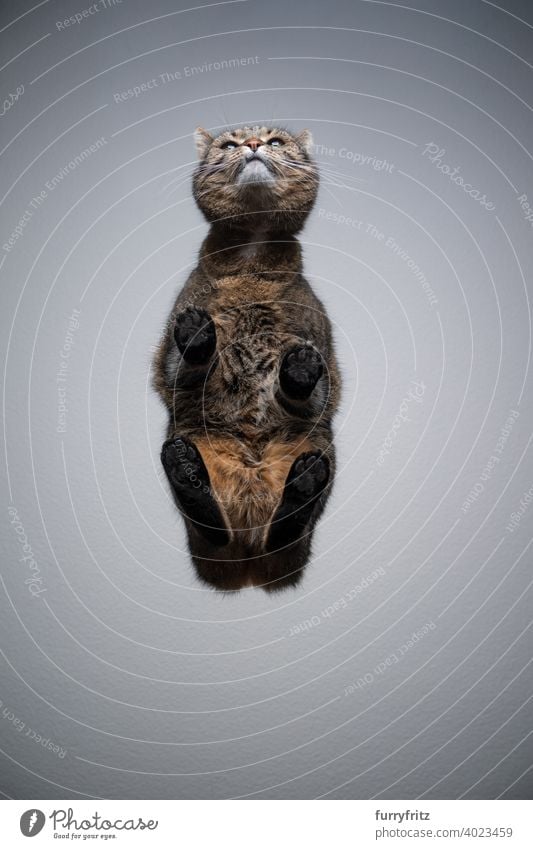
[1,799,530,848]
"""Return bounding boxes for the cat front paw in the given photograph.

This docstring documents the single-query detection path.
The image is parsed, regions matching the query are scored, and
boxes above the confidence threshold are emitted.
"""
[174,307,216,365]
[280,343,324,399]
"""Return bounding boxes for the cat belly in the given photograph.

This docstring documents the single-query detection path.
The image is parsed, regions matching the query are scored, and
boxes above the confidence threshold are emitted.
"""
[194,434,313,546]
[212,301,288,425]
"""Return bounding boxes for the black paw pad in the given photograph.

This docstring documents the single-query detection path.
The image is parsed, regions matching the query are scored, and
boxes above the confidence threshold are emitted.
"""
[280,344,323,399]
[161,436,229,548]
[286,452,330,500]
[161,436,208,496]
[266,451,330,552]
[174,307,216,365]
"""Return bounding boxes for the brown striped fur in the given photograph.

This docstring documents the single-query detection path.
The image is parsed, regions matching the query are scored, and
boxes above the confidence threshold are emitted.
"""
[154,125,340,591]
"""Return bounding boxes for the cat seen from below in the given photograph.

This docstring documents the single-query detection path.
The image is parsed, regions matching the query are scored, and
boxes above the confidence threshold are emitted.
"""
[154,125,340,591]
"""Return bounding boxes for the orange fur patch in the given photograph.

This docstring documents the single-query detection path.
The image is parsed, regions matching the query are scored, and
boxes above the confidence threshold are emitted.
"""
[195,435,312,546]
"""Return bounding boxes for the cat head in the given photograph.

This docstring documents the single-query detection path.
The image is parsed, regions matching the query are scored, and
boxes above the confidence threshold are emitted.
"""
[192,125,318,232]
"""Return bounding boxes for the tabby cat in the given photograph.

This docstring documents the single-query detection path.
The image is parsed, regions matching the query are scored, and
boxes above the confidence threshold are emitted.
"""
[154,125,340,591]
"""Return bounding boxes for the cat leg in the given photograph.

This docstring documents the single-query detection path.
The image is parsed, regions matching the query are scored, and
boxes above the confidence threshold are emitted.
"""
[171,307,217,388]
[266,451,330,552]
[174,307,216,364]
[161,435,230,548]
[278,342,324,404]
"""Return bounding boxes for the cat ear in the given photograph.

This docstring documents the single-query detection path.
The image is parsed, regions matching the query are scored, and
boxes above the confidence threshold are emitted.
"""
[194,127,213,159]
[295,129,314,154]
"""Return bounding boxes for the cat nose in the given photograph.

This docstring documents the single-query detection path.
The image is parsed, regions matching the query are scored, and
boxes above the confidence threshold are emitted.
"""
[244,137,263,151]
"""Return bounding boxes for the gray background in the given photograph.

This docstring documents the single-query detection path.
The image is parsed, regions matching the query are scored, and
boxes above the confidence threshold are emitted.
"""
[0,0,532,800]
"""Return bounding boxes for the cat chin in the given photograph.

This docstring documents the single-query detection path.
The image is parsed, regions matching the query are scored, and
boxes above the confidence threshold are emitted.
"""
[236,158,276,187]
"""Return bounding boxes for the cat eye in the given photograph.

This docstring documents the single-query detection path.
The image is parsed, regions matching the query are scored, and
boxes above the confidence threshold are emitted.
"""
[221,141,238,150]
[267,138,284,147]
